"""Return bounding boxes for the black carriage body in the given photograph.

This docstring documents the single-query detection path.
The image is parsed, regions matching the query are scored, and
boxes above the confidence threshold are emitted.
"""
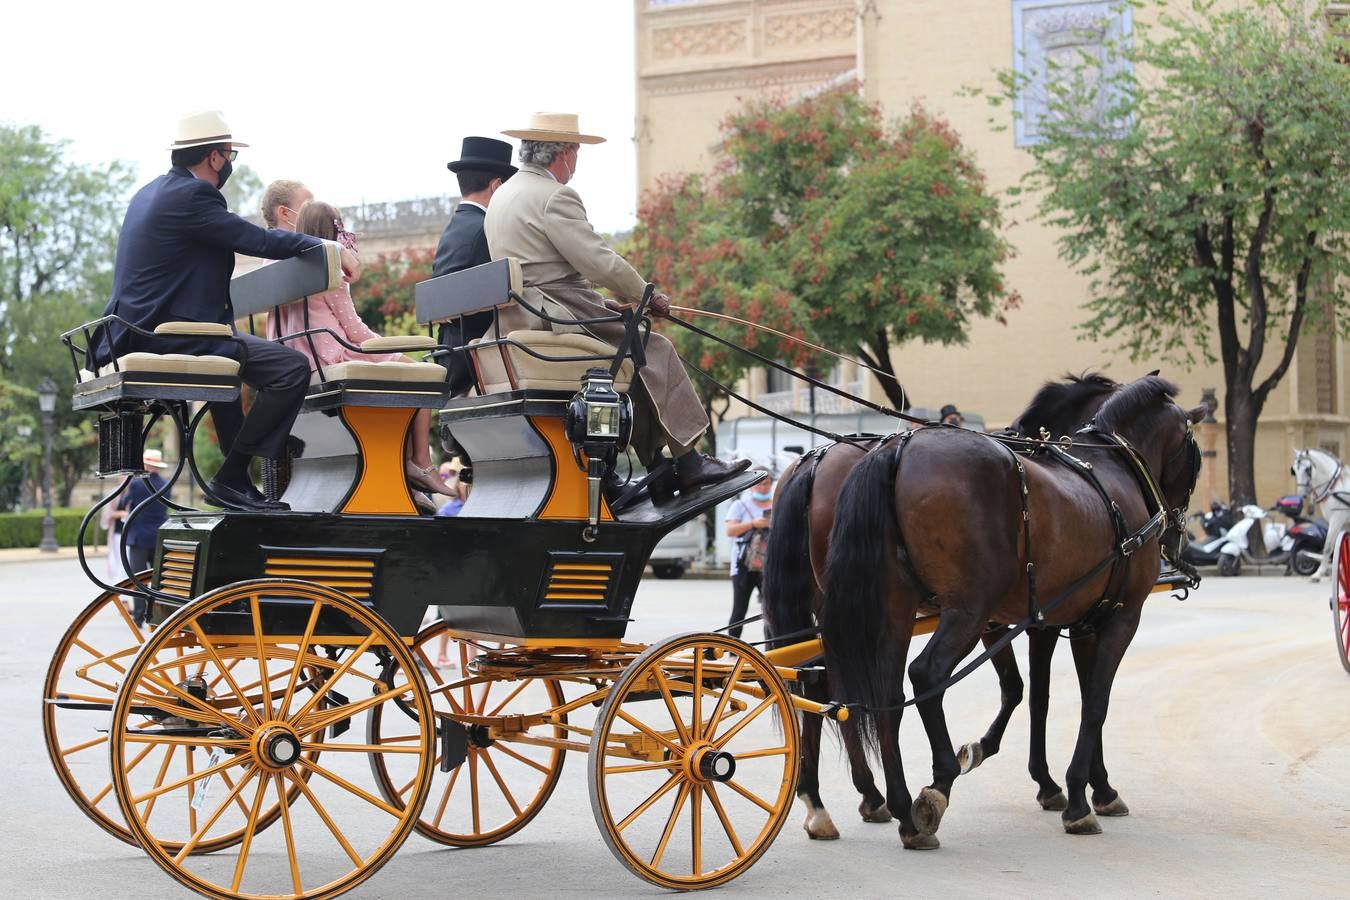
[147,478,741,641]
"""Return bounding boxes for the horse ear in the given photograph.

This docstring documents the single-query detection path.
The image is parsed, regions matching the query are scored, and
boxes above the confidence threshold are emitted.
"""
[1145,369,1160,377]
[1186,404,1207,424]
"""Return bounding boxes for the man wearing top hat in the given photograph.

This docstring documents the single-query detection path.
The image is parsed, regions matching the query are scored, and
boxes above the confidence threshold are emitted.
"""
[99,111,357,512]
[485,112,749,493]
[432,136,517,395]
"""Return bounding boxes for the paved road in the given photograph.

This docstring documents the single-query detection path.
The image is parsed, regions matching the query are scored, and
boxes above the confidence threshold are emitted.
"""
[2,557,1347,898]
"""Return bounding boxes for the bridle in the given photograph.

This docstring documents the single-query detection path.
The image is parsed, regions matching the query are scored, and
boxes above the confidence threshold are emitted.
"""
[1294,448,1344,506]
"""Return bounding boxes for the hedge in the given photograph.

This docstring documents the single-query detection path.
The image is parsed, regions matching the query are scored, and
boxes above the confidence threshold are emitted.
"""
[0,508,91,549]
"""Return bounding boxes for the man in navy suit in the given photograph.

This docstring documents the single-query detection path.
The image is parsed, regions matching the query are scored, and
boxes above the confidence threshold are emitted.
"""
[431,137,516,395]
[100,111,355,511]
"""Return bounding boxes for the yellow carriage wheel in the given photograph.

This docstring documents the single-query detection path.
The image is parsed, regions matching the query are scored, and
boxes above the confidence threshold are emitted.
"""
[43,576,316,853]
[588,632,799,890]
[108,579,434,900]
[368,619,567,847]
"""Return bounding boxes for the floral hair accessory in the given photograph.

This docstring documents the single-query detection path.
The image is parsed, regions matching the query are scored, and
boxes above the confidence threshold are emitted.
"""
[334,218,358,252]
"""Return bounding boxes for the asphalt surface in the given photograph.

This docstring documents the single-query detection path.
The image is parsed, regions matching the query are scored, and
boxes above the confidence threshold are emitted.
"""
[2,557,1347,899]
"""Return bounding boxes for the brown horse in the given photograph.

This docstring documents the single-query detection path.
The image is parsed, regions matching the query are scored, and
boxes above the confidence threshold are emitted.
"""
[819,375,1204,848]
[762,373,1120,840]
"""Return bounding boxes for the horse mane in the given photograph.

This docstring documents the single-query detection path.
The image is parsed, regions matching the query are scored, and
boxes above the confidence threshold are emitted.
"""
[1011,371,1118,435]
[1091,375,1179,434]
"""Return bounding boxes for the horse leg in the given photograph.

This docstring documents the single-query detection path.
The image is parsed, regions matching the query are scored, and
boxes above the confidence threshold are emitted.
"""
[795,680,839,839]
[957,626,1024,775]
[907,608,987,838]
[1069,633,1129,817]
[1026,627,1067,811]
[841,715,891,823]
[1310,512,1347,583]
[878,698,929,850]
[1062,611,1141,835]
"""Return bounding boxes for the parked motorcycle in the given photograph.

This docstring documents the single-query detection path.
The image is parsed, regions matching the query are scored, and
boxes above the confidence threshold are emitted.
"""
[1216,496,1327,576]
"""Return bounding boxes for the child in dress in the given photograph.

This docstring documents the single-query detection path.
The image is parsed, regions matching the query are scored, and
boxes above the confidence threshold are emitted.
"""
[268,201,453,504]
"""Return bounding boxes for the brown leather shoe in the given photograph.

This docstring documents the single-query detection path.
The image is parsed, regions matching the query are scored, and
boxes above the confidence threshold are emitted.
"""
[674,453,751,493]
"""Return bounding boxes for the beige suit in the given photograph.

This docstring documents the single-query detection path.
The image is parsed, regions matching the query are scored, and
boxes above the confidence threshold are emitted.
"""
[485,163,708,455]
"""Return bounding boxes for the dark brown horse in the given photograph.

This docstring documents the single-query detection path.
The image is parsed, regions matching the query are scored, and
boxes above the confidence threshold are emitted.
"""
[762,373,1120,840]
[820,375,1204,848]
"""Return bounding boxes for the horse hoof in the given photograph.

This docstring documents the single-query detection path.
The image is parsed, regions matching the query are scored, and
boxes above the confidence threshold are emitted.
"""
[859,798,892,824]
[912,787,949,836]
[803,809,840,840]
[957,741,985,774]
[1038,790,1069,812]
[901,831,941,850]
[1063,812,1102,835]
[1093,795,1130,817]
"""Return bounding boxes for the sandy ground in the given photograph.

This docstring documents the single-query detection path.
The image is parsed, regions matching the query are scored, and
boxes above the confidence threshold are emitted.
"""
[2,556,1347,899]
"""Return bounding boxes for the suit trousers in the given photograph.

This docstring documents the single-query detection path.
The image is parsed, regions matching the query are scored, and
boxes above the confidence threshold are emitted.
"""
[436,311,494,397]
[126,543,156,626]
[210,332,310,460]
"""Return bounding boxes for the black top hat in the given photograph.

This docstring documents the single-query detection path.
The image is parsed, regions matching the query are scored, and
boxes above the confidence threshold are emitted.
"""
[940,404,960,420]
[447,136,517,179]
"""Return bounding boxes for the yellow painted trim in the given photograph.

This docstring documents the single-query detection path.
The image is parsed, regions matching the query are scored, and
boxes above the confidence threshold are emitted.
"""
[553,564,612,572]
[763,638,823,668]
[266,556,375,569]
[531,416,614,522]
[444,628,624,650]
[340,406,417,515]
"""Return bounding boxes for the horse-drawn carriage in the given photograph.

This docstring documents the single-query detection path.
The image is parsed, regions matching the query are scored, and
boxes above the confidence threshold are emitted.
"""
[44,247,871,898]
[44,241,1212,898]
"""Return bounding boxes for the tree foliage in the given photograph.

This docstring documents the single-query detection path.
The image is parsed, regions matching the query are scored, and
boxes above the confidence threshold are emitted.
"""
[630,87,1017,413]
[348,247,434,334]
[0,124,132,506]
[989,0,1350,503]
[220,163,264,216]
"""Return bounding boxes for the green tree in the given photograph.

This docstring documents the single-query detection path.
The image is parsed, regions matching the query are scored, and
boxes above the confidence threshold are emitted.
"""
[220,163,264,216]
[0,124,132,505]
[348,248,434,333]
[991,0,1350,503]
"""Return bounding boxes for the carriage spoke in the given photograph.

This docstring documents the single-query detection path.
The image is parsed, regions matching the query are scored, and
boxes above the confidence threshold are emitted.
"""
[704,783,744,856]
[653,666,692,745]
[605,759,682,776]
[298,757,405,818]
[616,772,682,833]
[692,650,703,740]
[218,767,259,819]
[275,770,303,896]
[188,621,262,727]
[299,741,421,755]
[171,764,260,863]
[134,673,242,732]
[184,745,198,835]
[296,682,412,734]
[690,783,703,877]
[288,631,379,723]
[723,776,776,814]
[733,745,792,760]
[703,657,746,740]
[60,734,108,757]
[649,780,691,869]
[493,741,553,774]
[712,694,777,749]
[615,709,683,757]
[278,600,323,719]
[132,750,250,806]
[229,771,270,893]
[283,769,364,867]
[111,594,146,643]
[139,744,176,824]
[431,763,462,829]
[469,751,482,834]
[72,637,129,675]
[91,742,157,806]
[249,594,273,721]
[487,679,531,717]
[479,750,523,816]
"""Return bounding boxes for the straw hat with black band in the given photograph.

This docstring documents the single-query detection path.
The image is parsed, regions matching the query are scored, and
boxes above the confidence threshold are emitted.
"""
[167,110,249,151]
[502,112,605,145]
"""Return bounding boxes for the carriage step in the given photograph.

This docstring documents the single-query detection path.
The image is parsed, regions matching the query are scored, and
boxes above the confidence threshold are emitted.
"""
[438,717,468,773]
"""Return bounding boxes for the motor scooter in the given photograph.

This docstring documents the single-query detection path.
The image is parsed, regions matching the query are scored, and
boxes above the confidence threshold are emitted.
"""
[1217,496,1326,576]
[1272,494,1327,577]
[1180,501,1235,569]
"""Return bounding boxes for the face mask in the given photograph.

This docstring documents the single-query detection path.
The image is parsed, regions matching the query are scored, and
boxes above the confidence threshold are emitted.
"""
[751,491,773,502]
[216,158,233,189]
[563,151,576,183]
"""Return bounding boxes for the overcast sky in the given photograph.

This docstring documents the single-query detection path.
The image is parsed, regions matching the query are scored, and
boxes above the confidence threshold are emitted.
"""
[2,0,639,232]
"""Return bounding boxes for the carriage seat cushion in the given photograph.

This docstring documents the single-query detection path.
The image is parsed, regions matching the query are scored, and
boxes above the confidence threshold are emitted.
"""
[360,334,438,352]
[80,352,241,381]
[310,360,449,385]
[471,330,634,394]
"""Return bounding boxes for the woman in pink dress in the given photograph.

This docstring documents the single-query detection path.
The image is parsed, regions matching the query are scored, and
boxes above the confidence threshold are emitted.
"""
[269,201,453,504]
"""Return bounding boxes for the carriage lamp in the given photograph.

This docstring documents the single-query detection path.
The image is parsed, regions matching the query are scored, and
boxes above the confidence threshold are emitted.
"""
[565,368,634,528]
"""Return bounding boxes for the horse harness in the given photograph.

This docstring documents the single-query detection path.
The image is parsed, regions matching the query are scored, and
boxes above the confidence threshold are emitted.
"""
[1298,450,1350,508]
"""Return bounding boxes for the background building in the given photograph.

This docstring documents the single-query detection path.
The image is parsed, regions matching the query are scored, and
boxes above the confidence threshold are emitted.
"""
[635,0,1348,504]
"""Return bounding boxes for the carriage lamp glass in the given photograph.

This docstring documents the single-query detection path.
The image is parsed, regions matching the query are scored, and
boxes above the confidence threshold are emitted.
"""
[586,396,622,438]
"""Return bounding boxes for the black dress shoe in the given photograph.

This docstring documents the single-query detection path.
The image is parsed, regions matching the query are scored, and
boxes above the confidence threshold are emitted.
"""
[206,478,288,512]
[243,486,290,510]
[674,453,752,493]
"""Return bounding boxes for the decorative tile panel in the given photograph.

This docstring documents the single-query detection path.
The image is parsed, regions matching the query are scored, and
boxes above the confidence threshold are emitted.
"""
[764,8,856,49]
[653,19,748,60]
[1011,0,1132,146]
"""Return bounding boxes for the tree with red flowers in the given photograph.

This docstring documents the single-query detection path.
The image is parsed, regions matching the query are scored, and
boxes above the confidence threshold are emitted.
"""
[348,247,434,334]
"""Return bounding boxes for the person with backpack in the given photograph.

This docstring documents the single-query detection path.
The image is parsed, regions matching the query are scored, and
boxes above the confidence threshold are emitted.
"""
[723,474,773,640]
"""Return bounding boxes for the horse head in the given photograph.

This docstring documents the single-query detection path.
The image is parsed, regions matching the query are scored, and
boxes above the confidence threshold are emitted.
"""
[1084,375,1207,571]
[1292,447,1344,505]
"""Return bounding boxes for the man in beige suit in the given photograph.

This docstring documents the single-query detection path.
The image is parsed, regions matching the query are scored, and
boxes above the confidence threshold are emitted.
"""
[486,112,749,493]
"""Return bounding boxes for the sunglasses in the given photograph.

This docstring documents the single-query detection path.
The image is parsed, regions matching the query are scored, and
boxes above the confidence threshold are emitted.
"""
[216,149,239,162]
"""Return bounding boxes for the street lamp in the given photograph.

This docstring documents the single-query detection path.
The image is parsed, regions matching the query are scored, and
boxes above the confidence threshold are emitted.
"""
[37,378,58,553]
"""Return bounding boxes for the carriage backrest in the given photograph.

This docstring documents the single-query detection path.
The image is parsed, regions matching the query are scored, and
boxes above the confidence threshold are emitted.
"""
[229,242,343,320]
[414,258,523,325]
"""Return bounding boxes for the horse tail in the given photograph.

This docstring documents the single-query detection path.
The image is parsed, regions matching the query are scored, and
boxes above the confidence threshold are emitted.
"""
[821,441,907,750]
[762,454,819,650]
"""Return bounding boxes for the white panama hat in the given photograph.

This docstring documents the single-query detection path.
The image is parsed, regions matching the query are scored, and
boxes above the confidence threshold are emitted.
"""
[167,110,250,151]
[502,112,605,145]
[142,448,169,469]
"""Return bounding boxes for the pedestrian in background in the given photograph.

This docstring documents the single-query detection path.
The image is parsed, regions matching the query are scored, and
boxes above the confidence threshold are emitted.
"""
[722,473,773,640]
[116,449,171,627]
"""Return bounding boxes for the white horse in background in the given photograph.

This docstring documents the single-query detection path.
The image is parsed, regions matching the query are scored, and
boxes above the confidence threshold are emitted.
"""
[1293,447,1350,582]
